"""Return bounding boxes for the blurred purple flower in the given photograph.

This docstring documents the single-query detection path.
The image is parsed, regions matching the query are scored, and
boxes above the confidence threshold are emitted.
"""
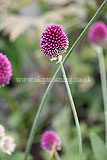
[0,53,12,87]
[40,24,68,58]
[41,131,61,152]
[88,21,107,44]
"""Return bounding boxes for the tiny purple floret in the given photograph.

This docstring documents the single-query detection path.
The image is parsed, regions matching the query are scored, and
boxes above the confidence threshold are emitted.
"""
[0,53,12,87]
[41,131,61,152]
[88,21,107,44]
[40,24,69,58]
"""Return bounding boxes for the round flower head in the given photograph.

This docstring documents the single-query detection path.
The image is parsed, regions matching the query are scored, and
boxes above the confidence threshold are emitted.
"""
[88,21,107,44]
[0,136,16,155]
[0,125,5,137]
[0,53,12,87]
[40,24,69,63]
[41,131,61,152]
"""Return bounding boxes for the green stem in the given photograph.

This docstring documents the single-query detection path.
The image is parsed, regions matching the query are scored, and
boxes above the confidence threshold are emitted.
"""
[24,1,107,159]
[54,151,61,160]
[60,61,83,160]
[95,46,107,146]
[49,155,53,160]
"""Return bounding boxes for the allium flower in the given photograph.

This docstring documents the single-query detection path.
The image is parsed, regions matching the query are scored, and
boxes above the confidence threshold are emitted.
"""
[0,125,5,137]
[0,53,12,87]
[40,24,69,63]
[41,131,61,152]
[0,136,16,155]
[88,21,107,44]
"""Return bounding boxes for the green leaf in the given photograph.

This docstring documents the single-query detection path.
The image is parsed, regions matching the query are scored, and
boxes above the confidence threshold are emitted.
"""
[90,133,107,160]
[0,152,33,160]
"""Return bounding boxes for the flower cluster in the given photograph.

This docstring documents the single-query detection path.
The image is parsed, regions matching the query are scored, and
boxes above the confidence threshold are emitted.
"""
[40,24,69,63]
[41,131,61,152]
[0,53,12,87]
[0,124,16,155]
[88,21,107,44]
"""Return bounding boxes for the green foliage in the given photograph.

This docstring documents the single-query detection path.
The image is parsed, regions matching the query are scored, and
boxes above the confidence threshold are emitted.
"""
[90,133,107,160]
[0,152,33,160]
[52,107,102,160]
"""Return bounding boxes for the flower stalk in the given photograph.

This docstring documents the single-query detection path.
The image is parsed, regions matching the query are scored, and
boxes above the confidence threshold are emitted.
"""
[94,45,107,146]
[54,151,61,160]
[60,61,83,160]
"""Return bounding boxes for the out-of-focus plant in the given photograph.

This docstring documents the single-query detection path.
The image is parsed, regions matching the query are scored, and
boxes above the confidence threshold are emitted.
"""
[88,21,107,146]
[90,133,107,160]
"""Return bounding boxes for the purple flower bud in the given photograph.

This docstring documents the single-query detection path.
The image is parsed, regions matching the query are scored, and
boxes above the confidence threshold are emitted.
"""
[88,21,107,44]
[40,24,69,58]
[41,131,61,152]
[0,53,12,87]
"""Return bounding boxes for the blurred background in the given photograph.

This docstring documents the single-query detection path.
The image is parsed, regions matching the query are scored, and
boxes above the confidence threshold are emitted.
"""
[0,0,107,159]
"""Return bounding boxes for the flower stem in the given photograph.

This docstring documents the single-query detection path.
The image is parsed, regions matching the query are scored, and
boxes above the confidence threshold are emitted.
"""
[60,61,83,160]
[49,155,53,160]
[24,1,107,159]
[54,151,61,160]
[94,45,107,146]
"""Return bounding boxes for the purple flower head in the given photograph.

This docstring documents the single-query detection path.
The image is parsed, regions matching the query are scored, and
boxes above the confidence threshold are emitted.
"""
[0,53,12,87]
[40,24,69,59]
[88,21,107,44]
[41,131,61,152]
